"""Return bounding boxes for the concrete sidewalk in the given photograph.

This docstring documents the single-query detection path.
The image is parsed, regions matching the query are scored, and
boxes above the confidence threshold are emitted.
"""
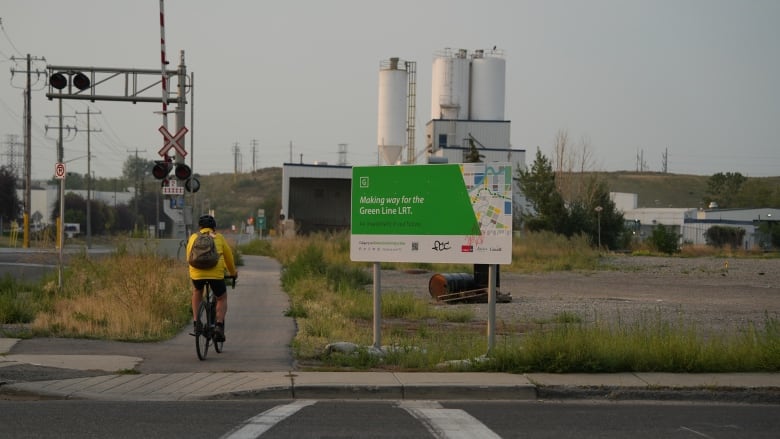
[2,337,779,402]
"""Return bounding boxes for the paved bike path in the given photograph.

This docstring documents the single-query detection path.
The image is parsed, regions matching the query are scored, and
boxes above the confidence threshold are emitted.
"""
[2,255,296,374]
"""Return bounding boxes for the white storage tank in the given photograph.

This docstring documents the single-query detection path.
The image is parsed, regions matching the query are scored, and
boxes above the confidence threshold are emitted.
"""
[377,58,408,165]
[470,49,506,121]
[430,48,470,120]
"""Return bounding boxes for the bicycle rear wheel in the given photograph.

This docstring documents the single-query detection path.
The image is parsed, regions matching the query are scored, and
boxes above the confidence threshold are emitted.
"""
[211,300,224,353]
[195,301,210,360]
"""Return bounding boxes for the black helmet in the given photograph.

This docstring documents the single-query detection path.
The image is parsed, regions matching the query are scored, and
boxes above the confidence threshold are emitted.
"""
[198,214,216,229]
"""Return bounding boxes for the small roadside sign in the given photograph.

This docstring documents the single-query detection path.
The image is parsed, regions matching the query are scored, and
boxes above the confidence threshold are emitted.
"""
[162,179,185,195]
[54,162,66,179]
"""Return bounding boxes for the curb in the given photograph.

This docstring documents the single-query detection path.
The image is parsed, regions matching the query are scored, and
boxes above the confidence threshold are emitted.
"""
[1,372,538,402]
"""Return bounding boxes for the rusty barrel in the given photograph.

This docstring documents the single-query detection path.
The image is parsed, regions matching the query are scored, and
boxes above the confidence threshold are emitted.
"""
[428,273,476,300]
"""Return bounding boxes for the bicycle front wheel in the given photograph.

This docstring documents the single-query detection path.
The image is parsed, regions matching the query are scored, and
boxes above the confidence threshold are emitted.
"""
[195,301,210,360]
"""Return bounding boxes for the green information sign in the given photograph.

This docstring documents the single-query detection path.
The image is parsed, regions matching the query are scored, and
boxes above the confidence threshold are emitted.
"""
[351,163,513,264]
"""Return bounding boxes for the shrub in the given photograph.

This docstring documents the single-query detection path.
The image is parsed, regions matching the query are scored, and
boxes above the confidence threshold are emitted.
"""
[648,224,679,254]
[705,225,746,250]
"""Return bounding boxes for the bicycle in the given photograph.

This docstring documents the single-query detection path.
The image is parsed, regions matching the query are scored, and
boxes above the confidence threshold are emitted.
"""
[193,275,237,360]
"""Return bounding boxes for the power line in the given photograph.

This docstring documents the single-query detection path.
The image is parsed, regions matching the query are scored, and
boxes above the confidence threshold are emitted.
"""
[0,17,24,57]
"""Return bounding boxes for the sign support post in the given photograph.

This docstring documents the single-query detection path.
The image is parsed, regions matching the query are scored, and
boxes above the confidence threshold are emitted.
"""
[373,262,381,349]
[488,264,497,354]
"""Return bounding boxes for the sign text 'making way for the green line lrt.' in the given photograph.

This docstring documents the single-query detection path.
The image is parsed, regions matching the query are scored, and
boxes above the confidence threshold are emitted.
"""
[350,163,513,265]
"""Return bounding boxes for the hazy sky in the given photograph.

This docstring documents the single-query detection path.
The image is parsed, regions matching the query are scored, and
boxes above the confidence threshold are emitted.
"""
[1,0,778,180]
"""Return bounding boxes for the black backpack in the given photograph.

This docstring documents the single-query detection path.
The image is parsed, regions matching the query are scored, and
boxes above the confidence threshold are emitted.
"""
[188,231,220,269]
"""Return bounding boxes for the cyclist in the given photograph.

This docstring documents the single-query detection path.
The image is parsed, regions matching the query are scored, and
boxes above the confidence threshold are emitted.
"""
[187,214,238,342]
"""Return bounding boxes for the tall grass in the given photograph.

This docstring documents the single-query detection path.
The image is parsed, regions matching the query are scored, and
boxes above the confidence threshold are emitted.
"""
[510,231,601,272]
[480,312,780,373]
[29,250,190,341]
[0,275,51,325]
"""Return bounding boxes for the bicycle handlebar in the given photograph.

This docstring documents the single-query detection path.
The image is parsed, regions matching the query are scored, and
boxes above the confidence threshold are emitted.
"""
[225,275,237,289]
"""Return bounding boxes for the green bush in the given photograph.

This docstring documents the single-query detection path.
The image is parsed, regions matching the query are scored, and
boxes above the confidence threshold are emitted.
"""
[649,224,680,254]
[705,225,746,249]
[0,275,47,325]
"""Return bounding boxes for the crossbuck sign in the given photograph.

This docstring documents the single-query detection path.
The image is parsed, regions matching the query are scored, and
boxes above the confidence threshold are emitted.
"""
[158,125,188,157]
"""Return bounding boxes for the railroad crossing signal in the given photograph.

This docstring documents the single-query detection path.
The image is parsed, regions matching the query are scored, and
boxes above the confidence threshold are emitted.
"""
[158,125,188,157]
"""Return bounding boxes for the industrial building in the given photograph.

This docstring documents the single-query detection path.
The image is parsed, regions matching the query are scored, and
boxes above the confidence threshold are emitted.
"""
[613,192,779,249]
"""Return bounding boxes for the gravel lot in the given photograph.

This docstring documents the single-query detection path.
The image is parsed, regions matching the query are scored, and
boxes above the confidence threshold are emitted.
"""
[380,255,780,334]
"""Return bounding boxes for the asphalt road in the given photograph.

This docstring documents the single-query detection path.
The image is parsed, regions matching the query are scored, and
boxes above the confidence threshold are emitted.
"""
[0,400,778,438]
[0,248,60,283]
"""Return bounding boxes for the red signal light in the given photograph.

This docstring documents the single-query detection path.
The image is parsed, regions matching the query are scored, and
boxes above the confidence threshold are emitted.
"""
[174,164,192,180]
[72,72,90,90]
[50,73,67,90]
[152,161,172,179]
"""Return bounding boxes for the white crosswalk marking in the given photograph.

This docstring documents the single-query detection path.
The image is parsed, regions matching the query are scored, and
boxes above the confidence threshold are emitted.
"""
[220,400,316,439]
[399,401,502,439]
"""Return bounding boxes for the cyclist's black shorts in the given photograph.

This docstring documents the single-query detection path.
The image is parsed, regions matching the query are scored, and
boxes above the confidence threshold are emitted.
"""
[192,279,228,297]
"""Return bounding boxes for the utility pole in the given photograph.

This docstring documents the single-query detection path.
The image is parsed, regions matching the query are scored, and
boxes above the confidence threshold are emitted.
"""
[662,148,668,174]
[250,138,258,172]
[10,54,46,248]
[44,111,77,250]
[127,148,147,229]
[75,108,101,249]
[232,142,241,174]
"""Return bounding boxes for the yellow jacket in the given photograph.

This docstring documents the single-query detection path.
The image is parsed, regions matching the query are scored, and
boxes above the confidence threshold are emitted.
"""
[186,227,237,279]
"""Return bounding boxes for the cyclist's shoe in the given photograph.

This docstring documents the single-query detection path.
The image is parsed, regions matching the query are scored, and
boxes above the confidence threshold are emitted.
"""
[191,321,203,336]
[214,324,226,342]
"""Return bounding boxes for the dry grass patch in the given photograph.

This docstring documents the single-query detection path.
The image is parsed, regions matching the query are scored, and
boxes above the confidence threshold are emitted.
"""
[32,251,190,341]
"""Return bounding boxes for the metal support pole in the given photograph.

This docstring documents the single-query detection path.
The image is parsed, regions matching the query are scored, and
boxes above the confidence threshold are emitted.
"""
[23,54,32,248]
[373,262,382,349]
[487,264,497,355]
[57,94,64,289]
[85,109,92,249]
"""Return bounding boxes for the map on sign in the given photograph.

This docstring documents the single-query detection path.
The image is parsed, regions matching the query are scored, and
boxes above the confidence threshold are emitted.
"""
[350,162,513,264]
[462,163,513,240]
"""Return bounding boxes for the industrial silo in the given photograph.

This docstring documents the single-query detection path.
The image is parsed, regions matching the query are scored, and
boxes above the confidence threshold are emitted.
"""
[470,49,506,121]
[377,57,408,165]
[430,48,470,120]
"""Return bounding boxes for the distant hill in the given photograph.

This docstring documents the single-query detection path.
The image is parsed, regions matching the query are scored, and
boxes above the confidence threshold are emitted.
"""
[192,167,282,231]
[602,172,709,208]
[602,172,780,209]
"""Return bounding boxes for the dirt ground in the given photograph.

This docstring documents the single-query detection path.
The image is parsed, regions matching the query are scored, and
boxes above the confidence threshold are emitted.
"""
[379,255,780,333]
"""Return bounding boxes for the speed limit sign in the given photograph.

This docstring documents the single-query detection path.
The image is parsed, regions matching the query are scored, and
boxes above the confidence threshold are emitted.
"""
[54,162,66,179]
